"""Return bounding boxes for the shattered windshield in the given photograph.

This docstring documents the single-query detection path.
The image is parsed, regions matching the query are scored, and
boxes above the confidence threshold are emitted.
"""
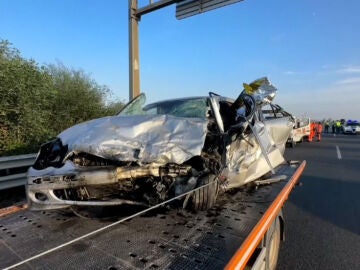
[118,94,208,119]
[118,93,146,116]
[144,97,208,118]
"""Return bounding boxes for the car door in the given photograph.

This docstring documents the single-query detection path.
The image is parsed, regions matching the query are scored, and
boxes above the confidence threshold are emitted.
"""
[208,96,225,134]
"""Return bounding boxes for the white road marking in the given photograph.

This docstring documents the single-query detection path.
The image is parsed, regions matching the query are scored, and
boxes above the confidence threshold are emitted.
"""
[336,145,342,159]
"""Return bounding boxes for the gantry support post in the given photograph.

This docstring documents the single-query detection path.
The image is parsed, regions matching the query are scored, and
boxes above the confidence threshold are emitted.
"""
[129,0,140,100]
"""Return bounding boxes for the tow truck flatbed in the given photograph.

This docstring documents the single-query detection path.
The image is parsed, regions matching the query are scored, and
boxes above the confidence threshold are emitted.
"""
[0,161,305,270]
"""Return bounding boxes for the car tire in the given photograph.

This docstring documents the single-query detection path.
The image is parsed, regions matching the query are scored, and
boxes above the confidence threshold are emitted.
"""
[267,217,281,270]
[190,174,219,211]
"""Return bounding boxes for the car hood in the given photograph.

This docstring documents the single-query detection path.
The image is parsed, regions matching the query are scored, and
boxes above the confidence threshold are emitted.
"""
[58,114,208,165]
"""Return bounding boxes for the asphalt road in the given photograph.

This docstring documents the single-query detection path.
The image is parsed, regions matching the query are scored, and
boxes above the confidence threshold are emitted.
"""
[277,133,360,270]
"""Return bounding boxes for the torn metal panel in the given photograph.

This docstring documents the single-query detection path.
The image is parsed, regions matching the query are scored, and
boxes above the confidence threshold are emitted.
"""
[243,77,277,105]
[265,116,294,154]
[224,121,286,188]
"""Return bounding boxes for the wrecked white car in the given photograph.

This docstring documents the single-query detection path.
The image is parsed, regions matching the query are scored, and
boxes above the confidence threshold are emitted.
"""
[27,78,293,212]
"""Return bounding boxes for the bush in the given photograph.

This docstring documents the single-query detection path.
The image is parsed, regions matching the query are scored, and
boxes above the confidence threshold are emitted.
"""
[0,39,124,156]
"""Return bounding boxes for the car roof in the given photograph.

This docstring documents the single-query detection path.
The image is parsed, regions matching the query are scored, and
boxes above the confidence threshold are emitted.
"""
[144,95,234,110]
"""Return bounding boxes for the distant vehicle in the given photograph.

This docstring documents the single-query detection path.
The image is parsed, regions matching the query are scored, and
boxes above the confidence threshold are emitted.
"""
[288,117,311,146]
[343,120,360,134]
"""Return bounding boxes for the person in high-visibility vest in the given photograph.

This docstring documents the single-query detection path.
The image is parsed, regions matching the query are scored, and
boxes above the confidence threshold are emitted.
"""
[336,120,341,133]
[308,122,317,142]
[316,122,323,141]
[325,121,329,133]
[332,121,336,133]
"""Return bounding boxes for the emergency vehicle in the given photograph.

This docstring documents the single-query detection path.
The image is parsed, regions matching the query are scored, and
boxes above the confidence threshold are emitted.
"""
[287,117,311,147]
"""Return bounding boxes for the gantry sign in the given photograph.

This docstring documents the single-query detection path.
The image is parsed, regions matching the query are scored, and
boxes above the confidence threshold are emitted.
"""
[128,0,244,100]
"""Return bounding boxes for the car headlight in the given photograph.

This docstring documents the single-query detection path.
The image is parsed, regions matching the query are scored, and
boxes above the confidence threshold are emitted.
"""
[33,138,68,170]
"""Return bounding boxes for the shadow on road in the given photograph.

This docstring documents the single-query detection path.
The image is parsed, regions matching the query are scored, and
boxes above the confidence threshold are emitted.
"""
[0,186,26,208]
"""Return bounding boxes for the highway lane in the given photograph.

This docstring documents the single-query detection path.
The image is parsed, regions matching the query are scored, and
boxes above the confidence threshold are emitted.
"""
[278,133,360,270]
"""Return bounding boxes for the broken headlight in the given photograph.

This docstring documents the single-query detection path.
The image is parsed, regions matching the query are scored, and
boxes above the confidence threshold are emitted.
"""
[33,138,68,170]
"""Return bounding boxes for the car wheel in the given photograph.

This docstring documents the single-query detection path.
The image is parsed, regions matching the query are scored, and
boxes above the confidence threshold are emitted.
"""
[267,217,281,270]
[190,174,219,211]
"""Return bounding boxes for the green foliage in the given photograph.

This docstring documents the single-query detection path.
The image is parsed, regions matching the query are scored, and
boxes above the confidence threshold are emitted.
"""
[46,63,111,133]
[0,39,124,156]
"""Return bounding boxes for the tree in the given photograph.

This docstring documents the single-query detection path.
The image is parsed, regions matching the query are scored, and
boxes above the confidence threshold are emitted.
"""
[46,63,114,133]
[0,39,125,156]
[0,39,54,154]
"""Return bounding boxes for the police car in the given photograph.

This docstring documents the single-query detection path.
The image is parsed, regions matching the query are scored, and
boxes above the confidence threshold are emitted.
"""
[343,120,360,134]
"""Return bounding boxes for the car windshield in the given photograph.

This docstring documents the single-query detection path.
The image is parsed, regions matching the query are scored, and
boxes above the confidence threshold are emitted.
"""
[119,94,208,119]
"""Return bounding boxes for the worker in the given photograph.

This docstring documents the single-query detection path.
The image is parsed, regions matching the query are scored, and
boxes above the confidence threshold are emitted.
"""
[324,121,329,133]
[332,121,336,133]
[316,122,323,141]
[336,120,341,133]
[308,122,317,142]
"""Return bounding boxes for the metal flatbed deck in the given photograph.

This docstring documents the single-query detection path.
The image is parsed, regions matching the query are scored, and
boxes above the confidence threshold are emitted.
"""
[0,161,304,270]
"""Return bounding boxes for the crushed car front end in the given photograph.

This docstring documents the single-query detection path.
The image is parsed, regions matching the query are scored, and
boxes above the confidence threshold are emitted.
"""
[26,98,221,211]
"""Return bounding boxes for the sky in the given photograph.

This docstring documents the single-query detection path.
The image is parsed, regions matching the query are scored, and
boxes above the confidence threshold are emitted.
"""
[1,0,360,120]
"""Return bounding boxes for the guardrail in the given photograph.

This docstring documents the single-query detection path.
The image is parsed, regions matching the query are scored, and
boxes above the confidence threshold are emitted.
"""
[0,154,37,190]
